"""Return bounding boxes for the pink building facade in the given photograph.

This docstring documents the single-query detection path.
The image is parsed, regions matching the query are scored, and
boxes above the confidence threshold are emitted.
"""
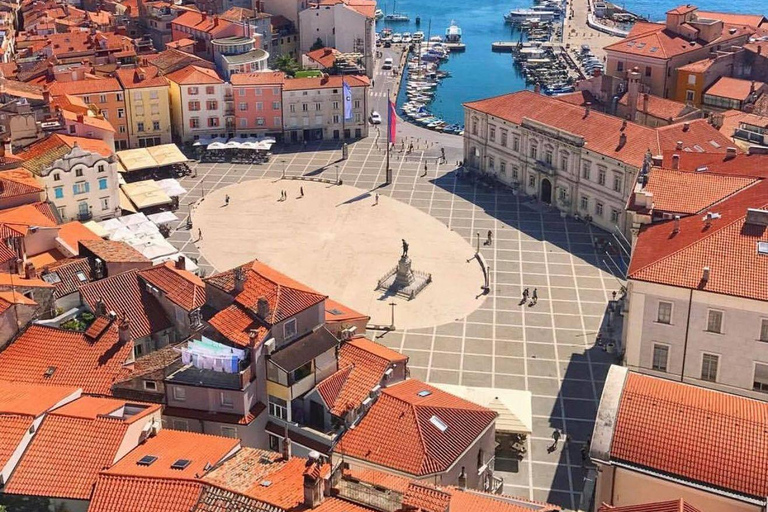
[230,71,285,138]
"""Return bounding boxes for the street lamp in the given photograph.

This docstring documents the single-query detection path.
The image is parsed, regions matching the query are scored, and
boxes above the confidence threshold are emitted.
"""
[476,232,480,254]
[281,159,287,179]
[335,165,340,184]
[388,301,397,330]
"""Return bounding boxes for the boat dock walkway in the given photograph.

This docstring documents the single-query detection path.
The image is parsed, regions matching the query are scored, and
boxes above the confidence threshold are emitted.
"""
[491,42,518,53]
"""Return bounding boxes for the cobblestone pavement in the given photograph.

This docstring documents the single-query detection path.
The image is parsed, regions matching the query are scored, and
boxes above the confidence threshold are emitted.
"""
[168,138,623,510]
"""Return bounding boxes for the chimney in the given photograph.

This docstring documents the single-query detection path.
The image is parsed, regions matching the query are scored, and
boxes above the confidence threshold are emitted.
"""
[202,11,207,20]
[682,122,690,132]
[303,451,324,509]
[233,266,245,294]
[281,429,291,460]
[642,93,649,113]
[671,154,680,170]
[676,140,683,150]
[43,89,50,104]
[24,261,36,279]
[702,266,710,282]
[618,132,627,148]
[458,467,467,489]
[175,255,185,270]
[627,68,640,121]
[213,15,219,27]
[118,313,132,344]
[534,82,540,94]
[585,102,591,117]
[257,297,269,320]
[95,297,107,315]
[725,147,737,160]
[672,215,680,234]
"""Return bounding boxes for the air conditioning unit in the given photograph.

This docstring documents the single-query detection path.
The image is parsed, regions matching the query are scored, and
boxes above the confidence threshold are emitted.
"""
[264,338,276,354]
[383,368,393,380]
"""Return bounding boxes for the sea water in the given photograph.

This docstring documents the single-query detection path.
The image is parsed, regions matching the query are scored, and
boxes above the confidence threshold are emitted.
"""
[379,0,766,126]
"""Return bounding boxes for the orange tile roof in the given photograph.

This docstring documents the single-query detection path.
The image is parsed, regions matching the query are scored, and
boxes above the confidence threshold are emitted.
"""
[0,290,38,313]
[89,474,204,512]
[628,179,768,301]
[696,11,766,27]
[60,108,116,133]
[48,77,123,96]
[598,500,702,512]
[660,150,768,178]
[139,261,206,311]
[172,11,234,35]
[618,93,689,121]
[105,429,239,480]
[206,260,326,326]
[207,303,268,347]
[57,221,102,253]
[80,268,172,339]
[0,202,56,229]
[445,487,560,512]
[2,397,148,499]
[0,379,79,417]
[202,449,322,510]
[718,109,768,140]
[344,467,411,492]
[165,65,224,85]
[18,133,113,175]
[604,21,752,59]
[677,57,717,73]
[305,47,341,69]
[343,0,376,18]
[230,71,286,86]
[283,74,370,91]
[611,372,768,499]
[0,168,44,197]
[338,379,497,476]
[79,238,150,263]
[655,119,735,154]
[0,415,34,472]
[324,297,369,324]
[115,65,169,90]
[0,272,55,288]
[642,167,757,215]
[39,257,94,298]
[705,76,765,101]
[0,322,133,395]
[318,336,407,416]
[666,5,697,15]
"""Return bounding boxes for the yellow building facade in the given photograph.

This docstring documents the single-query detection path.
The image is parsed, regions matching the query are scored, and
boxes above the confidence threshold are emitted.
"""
[116,66,173,148]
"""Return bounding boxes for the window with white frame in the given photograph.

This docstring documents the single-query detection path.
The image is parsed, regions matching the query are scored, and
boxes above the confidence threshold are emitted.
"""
[657,301,672,324]
[284,318,297,340]
[611,209,620,223]
[500,130,508,146]
[701,353,719,382]
[595,202,604,217]
[598,168,606,186]
[489,126,495,142]
[268,396,287,419]
[220,392,234,408]
[613,175,623,193]
[754,363,768,392]
[268,434,280,451]
[580,196,588,210]
[652,344,669,372]
[143,380,157,391]
[582,162,591,180]
[707,310,723,334]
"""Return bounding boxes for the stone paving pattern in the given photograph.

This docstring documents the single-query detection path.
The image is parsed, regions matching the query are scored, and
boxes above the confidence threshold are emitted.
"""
[166,138,623,510]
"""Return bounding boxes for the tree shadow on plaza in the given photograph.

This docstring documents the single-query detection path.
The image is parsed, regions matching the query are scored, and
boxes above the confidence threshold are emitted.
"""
[429,169,627,280]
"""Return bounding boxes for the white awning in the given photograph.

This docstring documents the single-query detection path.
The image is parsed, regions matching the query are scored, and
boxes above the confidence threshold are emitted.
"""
[118,212,150,227]
[156,178,187,197]
[121,181,173,209]
[431,384,533,434]
[82,220,108,238]
[98,217,123,235]
[207,142,227,150]
[224,140,242,149]
[147,211,179,225]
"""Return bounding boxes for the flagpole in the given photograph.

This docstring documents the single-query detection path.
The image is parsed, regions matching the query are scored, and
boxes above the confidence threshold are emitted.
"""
[386,88,390,184]
[341,70,346,140]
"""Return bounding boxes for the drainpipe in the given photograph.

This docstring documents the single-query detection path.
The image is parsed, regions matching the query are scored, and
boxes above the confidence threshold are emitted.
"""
[679,288,694,382]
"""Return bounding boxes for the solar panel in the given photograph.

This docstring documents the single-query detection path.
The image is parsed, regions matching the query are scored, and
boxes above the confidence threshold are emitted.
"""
[171,459,191,470]
[137,455,158,466]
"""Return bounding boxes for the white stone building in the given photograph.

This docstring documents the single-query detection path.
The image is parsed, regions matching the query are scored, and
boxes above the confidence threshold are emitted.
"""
[462,91,736,236]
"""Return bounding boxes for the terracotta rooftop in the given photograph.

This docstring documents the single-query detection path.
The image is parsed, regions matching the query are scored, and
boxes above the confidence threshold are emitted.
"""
[0,321,133,395]
[640,167,757,215]
[172,11,234,36]
[80,268,173,339]
[3,397,156,500]
[115,65,169,90]
[610,371,768,499]
[89,474,204,512]
[146,48,216,75]
[79,238,150,263]
[0,379,79,418]
[18,133,113,175]
[230,70,286,86]
[0,272,54,289]
[122,342,183,381]
[465,91,732,168]
[283,74,370,91]
[705,76,765,101]
[717,109,768,140]
[628,179,768,301]
[0,169,43,198]
[139,261,206,311]
[0,202,57,232]
[165,64,224,85]
[105,429,239,480]
[60,108,116,133]
[0,290,38,314]
[618,93,690,121]
[48,76,123,96]
[57,220,102,253]
[338,379,497,476]
[39,257,94,299]
[207,302,268,348]
[696,11,766,27]
[660,150,768,178]
[318,336,407,416]
[206,260,326,326]
[598,500,702,512]
[305,47,342,69]
[604,21,752,59]
[324,297,369,324]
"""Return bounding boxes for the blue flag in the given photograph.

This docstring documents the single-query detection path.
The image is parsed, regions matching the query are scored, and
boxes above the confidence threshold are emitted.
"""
[343,80,353,121]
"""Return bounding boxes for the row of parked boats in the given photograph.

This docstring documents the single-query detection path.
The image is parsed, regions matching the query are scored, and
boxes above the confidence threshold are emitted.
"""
[504,0,565,24]
[400,39,464,135]
[512,42,575,95]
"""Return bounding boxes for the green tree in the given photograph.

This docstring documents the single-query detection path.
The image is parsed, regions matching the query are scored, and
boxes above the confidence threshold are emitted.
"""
[274,55,301,77]
[309,37,324,51]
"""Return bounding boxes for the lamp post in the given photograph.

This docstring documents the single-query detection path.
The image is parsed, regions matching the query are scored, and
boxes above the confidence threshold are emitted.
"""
[335,164,339,184]
[281,159,287,179]
[388,301,397,330]
[476,232,480,254]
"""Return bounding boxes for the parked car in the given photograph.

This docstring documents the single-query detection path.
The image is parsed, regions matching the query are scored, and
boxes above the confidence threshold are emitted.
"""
[370,111,382,124]
[382,57,394,70]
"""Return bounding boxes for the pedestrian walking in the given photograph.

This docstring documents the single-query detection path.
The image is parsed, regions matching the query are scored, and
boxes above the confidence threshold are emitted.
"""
[522,288,529,302]
[532,288,538,305]
[441,147,446,162]
[374,193,379,206]
[300,186,304,198]
[225,194,230,206]
[423,162,428,176]
[487,230,493,245]
[552,429,561,445]
[197,228,202,241]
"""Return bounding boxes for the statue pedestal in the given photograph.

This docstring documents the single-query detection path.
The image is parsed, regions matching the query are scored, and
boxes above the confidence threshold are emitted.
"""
[376,254,432,301]
[394,256,415,288]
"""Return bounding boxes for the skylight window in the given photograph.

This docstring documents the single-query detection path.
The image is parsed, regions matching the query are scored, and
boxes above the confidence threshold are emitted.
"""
[417,390,432,397]
[171,459,191,470]
[42,272,61,284]
[137,455,158,466]
[758,242,768,255]
[709,140,721,148]
[650,46,659,52]
[76,271,88,282]
[636,42,646,49]
[430,415,448,432]
[327,308,344,316]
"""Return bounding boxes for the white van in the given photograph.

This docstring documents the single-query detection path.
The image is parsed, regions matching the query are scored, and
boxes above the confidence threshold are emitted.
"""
[382,57,394,70]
